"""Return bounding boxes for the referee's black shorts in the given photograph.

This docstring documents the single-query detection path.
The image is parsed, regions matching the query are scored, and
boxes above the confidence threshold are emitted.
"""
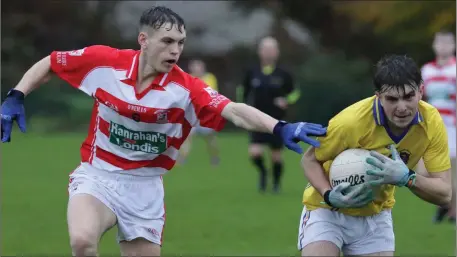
[249,132,284,150]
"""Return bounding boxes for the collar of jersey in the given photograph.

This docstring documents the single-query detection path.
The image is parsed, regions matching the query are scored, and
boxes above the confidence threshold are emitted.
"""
[372,96,424,126]
[120,52,169,99]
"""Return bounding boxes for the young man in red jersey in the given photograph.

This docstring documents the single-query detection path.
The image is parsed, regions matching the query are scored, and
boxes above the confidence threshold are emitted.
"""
[1,6,326,256]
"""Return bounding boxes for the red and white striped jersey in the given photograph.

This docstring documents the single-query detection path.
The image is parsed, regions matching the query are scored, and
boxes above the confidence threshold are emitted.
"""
[50,45,231,176]
[421,58,456,126]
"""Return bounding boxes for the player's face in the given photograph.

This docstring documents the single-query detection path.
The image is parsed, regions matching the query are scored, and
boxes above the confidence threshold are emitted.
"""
[139,23,186,73]
[377,85,423,129]
[433,34,455,58]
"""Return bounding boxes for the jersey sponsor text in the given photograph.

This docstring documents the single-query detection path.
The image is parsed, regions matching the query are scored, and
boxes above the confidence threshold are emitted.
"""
[109,122,167,154]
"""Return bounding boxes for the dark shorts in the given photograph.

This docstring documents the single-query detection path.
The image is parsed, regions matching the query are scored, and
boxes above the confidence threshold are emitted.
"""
[249,132,284,150]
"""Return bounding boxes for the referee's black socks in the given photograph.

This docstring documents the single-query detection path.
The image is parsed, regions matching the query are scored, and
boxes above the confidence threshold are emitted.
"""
[272,161,283,192]
[252,156,267,192]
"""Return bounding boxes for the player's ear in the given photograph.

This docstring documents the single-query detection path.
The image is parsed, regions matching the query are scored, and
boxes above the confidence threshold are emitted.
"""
[138,31,148,49]
[419,84,425,98]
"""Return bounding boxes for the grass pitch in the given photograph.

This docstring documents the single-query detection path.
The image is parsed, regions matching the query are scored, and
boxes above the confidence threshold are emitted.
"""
[1,132,455,255]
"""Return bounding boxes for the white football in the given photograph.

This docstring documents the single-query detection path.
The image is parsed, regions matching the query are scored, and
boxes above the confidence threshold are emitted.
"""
[329,148,381,188]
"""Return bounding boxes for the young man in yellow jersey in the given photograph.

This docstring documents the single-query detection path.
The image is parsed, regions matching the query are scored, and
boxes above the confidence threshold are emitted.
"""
[178,59,221,166]
[298,55,452,256]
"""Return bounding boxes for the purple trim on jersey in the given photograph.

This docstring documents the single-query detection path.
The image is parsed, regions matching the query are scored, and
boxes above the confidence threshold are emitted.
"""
[372,97,423,143]
[372,98,381,126]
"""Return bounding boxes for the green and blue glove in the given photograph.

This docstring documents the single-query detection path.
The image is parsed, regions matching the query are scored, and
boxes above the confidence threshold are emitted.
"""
[365,144,416,188]
[321,182,374,209]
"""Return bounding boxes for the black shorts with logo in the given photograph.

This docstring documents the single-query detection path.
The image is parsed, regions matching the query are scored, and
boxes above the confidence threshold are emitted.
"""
[249,132,284,150]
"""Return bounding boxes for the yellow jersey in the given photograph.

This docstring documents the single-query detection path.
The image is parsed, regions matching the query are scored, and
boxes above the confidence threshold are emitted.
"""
[200,72,218,91]
[303,95,451,216]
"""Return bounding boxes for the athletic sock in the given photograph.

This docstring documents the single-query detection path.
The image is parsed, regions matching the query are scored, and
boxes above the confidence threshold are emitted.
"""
[252,156,267,191]
[433,206,449,223]
[272,161,283,192]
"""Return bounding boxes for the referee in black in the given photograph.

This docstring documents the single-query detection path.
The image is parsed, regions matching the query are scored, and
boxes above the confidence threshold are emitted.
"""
[241,36,299,193]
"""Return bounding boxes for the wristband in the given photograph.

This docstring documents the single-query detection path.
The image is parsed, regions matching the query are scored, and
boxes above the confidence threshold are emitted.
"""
[273,120,287,136]
[405,169,417,188]
[323,190,334,207]
[6,89,25,102]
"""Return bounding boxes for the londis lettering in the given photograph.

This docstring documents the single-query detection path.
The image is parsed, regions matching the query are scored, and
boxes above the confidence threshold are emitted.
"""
[109,122,167,154]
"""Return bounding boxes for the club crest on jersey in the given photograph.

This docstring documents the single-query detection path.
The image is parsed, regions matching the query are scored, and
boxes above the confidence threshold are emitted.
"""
[132,113,141,122]
[204,87,219,98]
[398,150,411,164]
[154,110,169,124]
[386,146,411,164]
[104,101,119,112]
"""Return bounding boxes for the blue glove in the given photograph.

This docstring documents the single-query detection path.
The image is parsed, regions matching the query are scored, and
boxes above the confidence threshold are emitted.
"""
[365,144,416,188]
[321,182,374,208]
[273,121,327,154]
[1,89,26,142]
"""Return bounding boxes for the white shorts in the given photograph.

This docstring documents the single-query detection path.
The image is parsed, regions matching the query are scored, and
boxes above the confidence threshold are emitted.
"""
[68,163,165,245]
[191,125,216,136]
[297,206,395,255]
[446,126,456,158]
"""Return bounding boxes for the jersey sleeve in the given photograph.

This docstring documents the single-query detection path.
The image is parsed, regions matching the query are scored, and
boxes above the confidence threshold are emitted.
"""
[189,77,232,131]
[50,45,117,96]
[315,116,349,162]
[423,116,452,173]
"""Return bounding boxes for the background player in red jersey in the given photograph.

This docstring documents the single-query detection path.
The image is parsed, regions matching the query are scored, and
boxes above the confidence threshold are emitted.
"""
[1,6,326,257]
[421,30,456,223]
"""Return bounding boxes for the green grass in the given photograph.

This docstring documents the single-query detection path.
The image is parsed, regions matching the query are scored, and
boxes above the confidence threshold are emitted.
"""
[1,132,455,255]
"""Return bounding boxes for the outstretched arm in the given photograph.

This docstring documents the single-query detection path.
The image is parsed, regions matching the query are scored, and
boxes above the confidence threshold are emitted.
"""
[14,56,53,96]
[221,102,326,153]
[221,102,277,133]
[2,45,118,143]
[1,56,53,142]
[188,78,326,154]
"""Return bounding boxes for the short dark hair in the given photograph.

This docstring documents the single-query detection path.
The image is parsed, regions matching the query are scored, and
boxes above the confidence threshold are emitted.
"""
[373,54,423,93]
[139,6,186,33]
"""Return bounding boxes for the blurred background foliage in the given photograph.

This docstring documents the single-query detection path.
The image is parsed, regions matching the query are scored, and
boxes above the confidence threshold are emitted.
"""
[2,0,456,131]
